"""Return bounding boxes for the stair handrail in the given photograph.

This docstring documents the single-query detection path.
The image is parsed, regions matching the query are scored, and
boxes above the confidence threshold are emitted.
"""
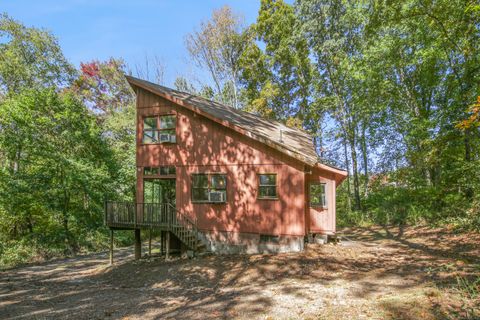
[167,203,198,248]
[167,203,196,229]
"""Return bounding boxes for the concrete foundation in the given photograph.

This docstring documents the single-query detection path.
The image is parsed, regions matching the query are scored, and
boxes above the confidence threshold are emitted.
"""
[198,230,304,254]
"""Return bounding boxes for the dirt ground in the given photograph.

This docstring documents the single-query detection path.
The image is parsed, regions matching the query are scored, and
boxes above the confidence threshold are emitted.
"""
[1,226,479,320]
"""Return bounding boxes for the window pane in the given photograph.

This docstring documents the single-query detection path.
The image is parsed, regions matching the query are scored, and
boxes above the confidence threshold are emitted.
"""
[159,166,175,175]
[211,175,226,189]
[260,234,280,243]
[192,188,209,201]
[144,180,161,203]
[157,129,176,143]
[259,174,276,186]
[144,180,154,203]
[259,186,277,198]
[310,183,327,206]
[160,115,176,129]
[144,117,157,130]
[144,167,159,175]
[192,174,208,188]
[143,130,157,143]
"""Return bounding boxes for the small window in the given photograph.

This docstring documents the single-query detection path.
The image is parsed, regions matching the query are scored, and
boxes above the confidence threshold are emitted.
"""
[310,183,327,207]
[258,174,277,199]
[192,174,227,203]
[142,115,176,144]
[144,166,176,176]
[144,167,159,175]
[160,115,175,129]
[159,166,176,175]
[143,117,158,143]
[260,234,280,243]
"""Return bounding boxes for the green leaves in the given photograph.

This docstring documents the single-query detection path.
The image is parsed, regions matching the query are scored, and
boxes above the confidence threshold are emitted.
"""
[185,6,249,108]
[0,87,119,259]
[239,0,313,126]
[0,13,76,95]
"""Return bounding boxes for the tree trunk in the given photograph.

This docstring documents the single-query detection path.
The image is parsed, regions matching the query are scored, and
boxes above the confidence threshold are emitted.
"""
[360,124,369,197]
[343,137,352,212]
[316,121,324,158]
[349,136,362,211]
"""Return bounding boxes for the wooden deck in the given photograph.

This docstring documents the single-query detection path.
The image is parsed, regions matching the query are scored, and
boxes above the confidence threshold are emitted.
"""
[105,202,200,251]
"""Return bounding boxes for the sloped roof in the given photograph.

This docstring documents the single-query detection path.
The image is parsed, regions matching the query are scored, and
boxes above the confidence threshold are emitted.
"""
[126,75,347,179]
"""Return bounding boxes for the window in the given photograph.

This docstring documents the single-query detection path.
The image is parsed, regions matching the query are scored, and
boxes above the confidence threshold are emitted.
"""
[143,179,175,204]
[310,183,327,207]
[144,166,176,176]
[142,115,176,144]
[258,174,277,199]
[260,234,280,243]
[159,166,176,175]
[143,117,158,143]
[144,167,159,175]
[192,174,227,203]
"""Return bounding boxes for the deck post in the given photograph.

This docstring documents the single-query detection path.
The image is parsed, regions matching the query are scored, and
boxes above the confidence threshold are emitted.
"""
[166,231,170,260]
[109,229,113,265]
[195,217,198,255]
[148,228,152,257]
[134,229,141,260]
[160,231,164,255]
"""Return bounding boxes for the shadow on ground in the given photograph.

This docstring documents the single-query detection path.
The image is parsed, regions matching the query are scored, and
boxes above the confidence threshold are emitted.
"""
[1,226,479,319]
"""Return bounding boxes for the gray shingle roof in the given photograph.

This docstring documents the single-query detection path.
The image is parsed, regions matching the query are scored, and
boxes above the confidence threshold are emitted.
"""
[126,75,320,166]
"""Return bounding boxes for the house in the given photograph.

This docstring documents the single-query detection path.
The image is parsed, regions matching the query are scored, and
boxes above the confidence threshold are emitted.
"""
[105,75,347,261]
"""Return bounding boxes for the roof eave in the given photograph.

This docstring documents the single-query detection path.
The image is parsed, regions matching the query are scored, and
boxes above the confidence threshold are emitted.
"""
[314,162,348,185]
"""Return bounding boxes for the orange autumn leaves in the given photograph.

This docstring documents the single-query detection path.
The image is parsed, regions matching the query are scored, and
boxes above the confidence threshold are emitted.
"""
[457,96,480,129]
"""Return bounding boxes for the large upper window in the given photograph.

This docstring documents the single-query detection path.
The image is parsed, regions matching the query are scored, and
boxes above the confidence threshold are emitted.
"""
[310,183,327,207]
[192,174,227,203]
[258,174,277,199]
[142,115,176,144]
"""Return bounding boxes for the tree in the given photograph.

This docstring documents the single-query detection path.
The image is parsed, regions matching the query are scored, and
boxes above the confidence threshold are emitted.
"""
[368,0,480,201]
[0,89,116,252]
[72,58,135,115]
[71,58,137,200]
[174,76,216,100]
[0,13,75,95]
[132,54,165,85]
[296,0,372,210]
[239,0,313,128]
[185,6,250,108]
[457,96,480,129]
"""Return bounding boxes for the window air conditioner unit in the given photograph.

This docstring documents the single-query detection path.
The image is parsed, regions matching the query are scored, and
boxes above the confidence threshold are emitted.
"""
[208,191,225,203]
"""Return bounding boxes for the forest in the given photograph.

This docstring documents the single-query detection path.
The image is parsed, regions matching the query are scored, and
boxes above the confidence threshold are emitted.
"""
[0,0,479,269]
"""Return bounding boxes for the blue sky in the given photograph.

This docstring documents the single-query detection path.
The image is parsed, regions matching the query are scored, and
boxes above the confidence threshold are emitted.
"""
[2,0,262,87]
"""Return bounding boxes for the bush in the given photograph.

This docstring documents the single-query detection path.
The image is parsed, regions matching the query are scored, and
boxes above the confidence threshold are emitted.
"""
[337,183,480,231]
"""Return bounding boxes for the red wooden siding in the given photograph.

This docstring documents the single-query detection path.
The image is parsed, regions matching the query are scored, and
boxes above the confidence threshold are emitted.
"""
[135,87,337,237]
[306,167,337,234]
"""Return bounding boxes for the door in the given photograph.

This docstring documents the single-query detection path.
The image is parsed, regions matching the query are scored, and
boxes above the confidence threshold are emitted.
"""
[143,178,176,204]
[308,182,334,233]
[143,179,176,224]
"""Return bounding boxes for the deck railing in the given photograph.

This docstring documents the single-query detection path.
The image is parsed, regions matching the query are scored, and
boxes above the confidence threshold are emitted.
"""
[105,202,136,227]
[105,201,199,250]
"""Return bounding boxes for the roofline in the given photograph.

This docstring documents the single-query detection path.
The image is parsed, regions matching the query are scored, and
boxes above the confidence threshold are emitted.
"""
[125,75,347,179]
[315,163,348,185]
